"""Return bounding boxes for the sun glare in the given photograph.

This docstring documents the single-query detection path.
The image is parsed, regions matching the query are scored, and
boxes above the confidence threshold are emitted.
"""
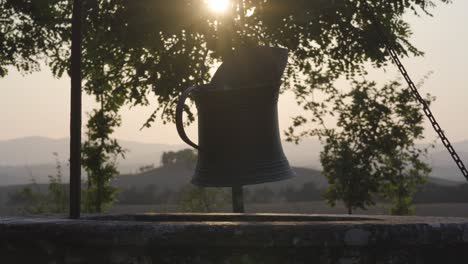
[206,0,230,13]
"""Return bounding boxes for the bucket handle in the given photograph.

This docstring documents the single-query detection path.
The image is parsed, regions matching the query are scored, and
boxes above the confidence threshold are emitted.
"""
[176,85,200,150]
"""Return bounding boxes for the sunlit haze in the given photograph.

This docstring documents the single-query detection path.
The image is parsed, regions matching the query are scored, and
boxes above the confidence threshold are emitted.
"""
[0,1,467,145]
[206,0,230,13]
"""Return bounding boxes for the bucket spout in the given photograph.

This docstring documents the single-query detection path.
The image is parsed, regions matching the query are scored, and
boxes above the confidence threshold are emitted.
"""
[211,46,288,90]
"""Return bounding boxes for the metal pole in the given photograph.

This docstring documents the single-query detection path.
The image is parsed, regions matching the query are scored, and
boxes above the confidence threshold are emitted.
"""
[70,0,83,219]
[232,186,244,213]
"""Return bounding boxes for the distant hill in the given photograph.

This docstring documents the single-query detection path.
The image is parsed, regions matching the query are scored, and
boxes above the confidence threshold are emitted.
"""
[113,166,326,191]
[0,164,63,186]
[0,166,461,207]
[0,137,68,166]
[0,166,327,206]
[114,165,193,190]
[426,176,460,187]
[0,136,321,169]
[113,165,458,192]
[0,136,468,185]
[0,137,185,185]
[0,136,184,171]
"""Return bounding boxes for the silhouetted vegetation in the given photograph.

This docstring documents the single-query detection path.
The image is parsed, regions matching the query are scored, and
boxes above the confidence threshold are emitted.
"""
[111,180,468,207]
[1,0,454,218]
[4,160,468,216]
[161,149,197,169]
[81,108,125,213]
[318,79,432,215]
[7,153,68,214]
[178,185,229,212]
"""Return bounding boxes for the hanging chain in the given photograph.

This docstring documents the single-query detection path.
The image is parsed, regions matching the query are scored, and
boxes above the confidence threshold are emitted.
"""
[362,2,468,181]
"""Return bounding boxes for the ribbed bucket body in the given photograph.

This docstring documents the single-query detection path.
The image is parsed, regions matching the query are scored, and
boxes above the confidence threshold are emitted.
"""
[192,84,295,187]
[177,46,295,187]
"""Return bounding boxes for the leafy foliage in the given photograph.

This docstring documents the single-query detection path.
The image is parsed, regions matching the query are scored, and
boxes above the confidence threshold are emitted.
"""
[381,143,431,215]
[321,137,379,214]
[161,149,197,169]
[0,0,70,76]
[1,0,450,123]
[1,0,449,213]
[319,79,432,214]
[81,102,125,213]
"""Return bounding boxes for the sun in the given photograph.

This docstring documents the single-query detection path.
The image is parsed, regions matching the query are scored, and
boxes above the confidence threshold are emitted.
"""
[206,0,230,13]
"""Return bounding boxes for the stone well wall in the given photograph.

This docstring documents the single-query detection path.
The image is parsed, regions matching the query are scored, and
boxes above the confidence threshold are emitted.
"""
[1,214,468,264]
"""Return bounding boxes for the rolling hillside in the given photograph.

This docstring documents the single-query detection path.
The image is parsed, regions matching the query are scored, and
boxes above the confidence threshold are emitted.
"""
[113,166,326,191]
[0,137,467,185]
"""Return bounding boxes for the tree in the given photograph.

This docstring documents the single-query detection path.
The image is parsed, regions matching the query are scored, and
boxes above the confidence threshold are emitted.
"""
[382,149,431,215]
[161,149,197,169]
[321,136,378,214]
[319,79,432,214]
[1,0,449,211]
[3,0,448,125]
[0,0,70,77]
[81,106,125,213]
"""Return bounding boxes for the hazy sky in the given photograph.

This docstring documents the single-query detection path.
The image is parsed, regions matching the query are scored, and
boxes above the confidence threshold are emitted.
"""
[1,1,467,145]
